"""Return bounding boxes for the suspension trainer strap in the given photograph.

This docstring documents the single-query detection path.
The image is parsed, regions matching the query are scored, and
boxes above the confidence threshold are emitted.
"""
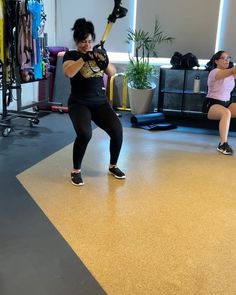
[92,0,128,70]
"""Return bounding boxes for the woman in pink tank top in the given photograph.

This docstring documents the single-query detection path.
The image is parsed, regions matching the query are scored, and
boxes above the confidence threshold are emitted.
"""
[206,50,236,155]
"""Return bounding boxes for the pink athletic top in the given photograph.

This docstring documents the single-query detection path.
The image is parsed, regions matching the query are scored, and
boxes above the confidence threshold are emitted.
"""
[206,68,235,101]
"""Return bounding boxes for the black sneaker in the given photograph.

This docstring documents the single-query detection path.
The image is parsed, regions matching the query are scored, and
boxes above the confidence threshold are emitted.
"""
[108,166,126,179]
[71,172,84,186]
[217,142,233,155]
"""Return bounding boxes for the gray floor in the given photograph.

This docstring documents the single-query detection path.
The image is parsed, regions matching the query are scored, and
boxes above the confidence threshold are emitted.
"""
[0,113,106,295]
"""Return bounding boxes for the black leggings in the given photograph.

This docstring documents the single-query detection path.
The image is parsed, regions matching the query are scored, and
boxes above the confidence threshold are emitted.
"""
[68,102,123,170]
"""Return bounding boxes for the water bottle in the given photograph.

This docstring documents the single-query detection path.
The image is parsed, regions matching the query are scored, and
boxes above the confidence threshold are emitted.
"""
[193,75,200,93]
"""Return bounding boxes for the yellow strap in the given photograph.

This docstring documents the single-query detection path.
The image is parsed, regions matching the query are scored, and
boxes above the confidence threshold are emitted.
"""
[100,22,113,43]
[0,0,4,63]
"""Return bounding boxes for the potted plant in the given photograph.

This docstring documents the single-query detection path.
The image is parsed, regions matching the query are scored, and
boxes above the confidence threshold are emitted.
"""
[125,17,174,114]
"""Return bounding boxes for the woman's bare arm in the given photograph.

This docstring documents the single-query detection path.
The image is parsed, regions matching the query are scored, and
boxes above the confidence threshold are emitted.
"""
[63,59,85,78]
[104,62,117,77]
[215,66,236,80]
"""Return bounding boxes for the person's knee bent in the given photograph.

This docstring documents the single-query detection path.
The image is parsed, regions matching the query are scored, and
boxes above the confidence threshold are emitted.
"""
[111,122,123,139]
[208,106,231,120]
[77,129,92,144]
[222,108,231,120]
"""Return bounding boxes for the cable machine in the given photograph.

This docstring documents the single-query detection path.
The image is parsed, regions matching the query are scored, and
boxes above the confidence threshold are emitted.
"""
[0,0,56,136]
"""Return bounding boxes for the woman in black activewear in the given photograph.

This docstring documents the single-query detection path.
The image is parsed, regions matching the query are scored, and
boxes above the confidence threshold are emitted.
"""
[63,18,125,186]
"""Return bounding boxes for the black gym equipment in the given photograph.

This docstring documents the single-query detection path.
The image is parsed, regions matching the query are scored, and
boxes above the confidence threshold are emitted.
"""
[91,0,128,70]
[130,113,177,131]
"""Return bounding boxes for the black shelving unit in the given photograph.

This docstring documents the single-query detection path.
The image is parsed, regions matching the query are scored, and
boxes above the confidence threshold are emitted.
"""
[158,66,209,117]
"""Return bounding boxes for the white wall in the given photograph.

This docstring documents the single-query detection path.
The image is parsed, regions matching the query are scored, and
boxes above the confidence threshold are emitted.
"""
[55,0,220,60]
[46,0,236,61]
[218,0,236,61]
[55,0,134,51]
[136,0,220,60]
[44,0,56,46]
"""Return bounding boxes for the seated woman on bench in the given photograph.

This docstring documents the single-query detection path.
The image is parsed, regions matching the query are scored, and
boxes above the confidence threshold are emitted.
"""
[206,50,236,155]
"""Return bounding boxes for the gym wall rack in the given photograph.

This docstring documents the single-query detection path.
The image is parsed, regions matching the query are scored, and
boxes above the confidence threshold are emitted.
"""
[0,0,60,137]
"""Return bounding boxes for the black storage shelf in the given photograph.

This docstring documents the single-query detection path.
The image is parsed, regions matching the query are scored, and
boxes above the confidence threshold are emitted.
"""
[183,90,206,95]
[158,67,209,117]
[158,66,236,123]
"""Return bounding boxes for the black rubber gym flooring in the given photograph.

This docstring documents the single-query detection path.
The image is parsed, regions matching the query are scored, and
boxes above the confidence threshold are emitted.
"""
[0,112,108,295]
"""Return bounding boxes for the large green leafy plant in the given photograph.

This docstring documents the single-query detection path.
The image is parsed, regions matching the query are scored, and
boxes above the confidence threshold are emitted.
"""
[125,17,174,89]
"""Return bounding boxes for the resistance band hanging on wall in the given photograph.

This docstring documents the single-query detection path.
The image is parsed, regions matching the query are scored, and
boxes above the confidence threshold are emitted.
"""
[17,0,48,82]
[0,0,51,137]
[0,0,4,64]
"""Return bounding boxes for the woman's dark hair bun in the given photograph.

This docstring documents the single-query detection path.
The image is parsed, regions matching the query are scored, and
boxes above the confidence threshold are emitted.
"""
[72,18,95,42]
[72,18,86,31]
